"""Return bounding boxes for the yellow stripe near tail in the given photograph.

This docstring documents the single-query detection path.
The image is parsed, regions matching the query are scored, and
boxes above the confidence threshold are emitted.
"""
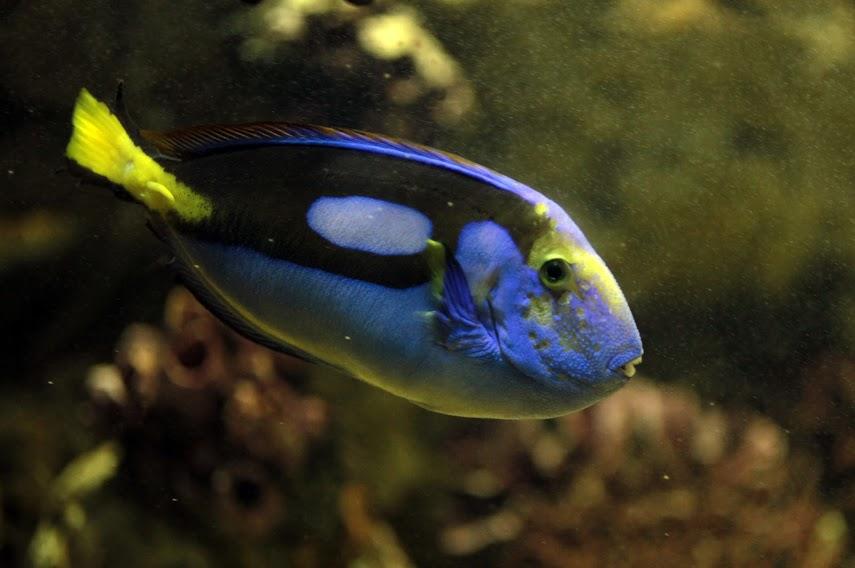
[66,88,212,221]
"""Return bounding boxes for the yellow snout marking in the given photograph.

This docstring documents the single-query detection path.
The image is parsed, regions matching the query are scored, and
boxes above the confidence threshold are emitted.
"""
[620,356,642,378]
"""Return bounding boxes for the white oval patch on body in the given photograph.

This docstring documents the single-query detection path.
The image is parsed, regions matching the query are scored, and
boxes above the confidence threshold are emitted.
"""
[307,196,431,255]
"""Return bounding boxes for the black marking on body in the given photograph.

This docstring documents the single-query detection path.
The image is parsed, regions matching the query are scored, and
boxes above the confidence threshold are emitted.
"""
[162,144,549,289]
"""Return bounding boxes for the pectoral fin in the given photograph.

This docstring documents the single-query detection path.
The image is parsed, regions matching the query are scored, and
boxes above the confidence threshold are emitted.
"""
[427,240,500,361]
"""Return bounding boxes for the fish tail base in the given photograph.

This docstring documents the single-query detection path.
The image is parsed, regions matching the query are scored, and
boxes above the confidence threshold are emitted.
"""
[65,88,211,221]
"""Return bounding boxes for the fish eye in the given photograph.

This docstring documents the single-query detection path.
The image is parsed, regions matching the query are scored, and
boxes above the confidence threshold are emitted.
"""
[539,258,571,289]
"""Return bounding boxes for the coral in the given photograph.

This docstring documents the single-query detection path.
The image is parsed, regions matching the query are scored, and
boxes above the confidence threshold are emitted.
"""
[87,288,330,532]
[6,288,846,566]
[79,287,414,566]
[439,379,850,567]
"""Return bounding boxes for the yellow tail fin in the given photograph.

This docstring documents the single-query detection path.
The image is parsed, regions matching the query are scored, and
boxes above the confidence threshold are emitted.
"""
[66,89,211,221]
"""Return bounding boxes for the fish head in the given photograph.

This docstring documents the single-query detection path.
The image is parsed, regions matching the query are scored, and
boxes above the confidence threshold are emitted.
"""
[489,202,643,402]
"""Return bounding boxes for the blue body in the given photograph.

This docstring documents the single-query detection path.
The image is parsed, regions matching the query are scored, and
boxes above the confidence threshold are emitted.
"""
[172,231,623,418]
[142,119,643,418]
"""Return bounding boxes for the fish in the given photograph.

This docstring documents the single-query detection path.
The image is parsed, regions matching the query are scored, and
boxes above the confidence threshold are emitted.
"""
[65,88,642,419]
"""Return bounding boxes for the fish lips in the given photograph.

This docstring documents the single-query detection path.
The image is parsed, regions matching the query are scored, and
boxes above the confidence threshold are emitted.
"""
[607,348,644,379]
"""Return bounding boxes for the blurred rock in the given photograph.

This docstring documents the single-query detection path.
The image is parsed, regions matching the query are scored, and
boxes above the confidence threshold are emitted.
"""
[86,287,335,554]
[232,0,474,126]
[12,286,852,567]
[339,483,414,568]
[440,377,850,566]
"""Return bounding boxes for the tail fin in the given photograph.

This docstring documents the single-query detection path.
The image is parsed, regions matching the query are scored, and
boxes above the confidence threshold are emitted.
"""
[65,89,212,222]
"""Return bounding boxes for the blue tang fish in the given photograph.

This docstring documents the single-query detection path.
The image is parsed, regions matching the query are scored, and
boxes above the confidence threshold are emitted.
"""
[65,89,642,419]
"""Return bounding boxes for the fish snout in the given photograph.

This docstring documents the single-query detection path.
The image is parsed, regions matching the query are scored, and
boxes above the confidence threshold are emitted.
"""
[608,352,643,379]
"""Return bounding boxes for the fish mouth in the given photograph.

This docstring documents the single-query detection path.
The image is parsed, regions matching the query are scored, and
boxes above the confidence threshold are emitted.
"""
[608,351,643,379]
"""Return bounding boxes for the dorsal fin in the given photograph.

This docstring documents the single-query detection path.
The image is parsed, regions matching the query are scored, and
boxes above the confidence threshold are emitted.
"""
[140,122,535,198]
